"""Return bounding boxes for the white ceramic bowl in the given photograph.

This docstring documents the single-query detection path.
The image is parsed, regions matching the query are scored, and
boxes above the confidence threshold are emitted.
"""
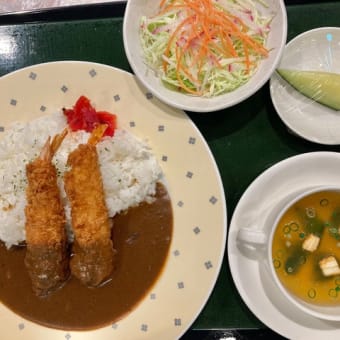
[228,152,340,339]
[239,185,340,321]
[123,0,287,112]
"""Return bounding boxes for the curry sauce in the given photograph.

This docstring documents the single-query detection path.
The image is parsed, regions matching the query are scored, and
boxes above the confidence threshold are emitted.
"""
[0,183,172,330]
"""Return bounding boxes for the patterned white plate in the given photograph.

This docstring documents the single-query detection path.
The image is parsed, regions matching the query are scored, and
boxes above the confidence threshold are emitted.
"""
[0,61,226,340]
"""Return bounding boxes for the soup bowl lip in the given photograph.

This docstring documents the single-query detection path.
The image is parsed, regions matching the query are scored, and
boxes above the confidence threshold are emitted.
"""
[268,184,340,321]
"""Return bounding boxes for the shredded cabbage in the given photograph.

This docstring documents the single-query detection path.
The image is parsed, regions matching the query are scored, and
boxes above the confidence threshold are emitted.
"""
[140,0,272,97]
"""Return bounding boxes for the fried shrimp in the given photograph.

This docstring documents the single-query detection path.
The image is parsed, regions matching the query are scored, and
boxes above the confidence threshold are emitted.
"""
[24,129,69,297]
[64,124,115,287]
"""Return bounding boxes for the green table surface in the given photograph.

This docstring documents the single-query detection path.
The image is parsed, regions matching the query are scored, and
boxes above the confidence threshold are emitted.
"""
[0,1,339,339]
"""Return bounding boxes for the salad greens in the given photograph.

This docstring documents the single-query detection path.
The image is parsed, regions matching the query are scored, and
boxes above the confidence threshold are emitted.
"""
[140,0,272,97]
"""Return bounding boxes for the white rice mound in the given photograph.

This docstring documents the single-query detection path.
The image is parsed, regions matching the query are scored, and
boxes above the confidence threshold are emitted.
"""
[0,112,163,248]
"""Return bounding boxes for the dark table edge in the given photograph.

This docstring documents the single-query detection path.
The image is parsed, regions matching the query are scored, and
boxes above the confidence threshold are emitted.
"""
[0,2,127,25]
[0,0,337,25]
[181,328,288,339]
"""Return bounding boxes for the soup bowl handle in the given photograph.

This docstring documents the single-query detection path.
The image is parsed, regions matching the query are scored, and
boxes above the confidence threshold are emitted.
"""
[237,227,268,246]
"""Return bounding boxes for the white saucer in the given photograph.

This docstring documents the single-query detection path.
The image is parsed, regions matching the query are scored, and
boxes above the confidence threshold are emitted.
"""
[228,152,340,340]
[270,27,340,145]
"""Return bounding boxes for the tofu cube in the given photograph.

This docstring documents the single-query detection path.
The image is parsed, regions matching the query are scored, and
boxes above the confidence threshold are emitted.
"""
[319,256,340,277]
[302,233,320,252]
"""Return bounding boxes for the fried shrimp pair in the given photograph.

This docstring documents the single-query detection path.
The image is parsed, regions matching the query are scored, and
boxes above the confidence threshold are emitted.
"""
[64,124,115,287]
[25,124,114,295]
[24,129,69,297]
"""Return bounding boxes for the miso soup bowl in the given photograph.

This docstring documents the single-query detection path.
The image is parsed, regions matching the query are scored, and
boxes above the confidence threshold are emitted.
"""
[238,185,340,321]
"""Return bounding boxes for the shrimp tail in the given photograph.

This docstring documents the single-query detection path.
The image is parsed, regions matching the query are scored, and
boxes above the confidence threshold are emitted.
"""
[51,128,68,156]
[88,124,107,146]
[39,128,68,161]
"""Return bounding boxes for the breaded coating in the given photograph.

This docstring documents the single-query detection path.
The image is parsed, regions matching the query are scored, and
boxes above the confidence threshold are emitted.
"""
[64,143,114,287]
[25,131,69,296]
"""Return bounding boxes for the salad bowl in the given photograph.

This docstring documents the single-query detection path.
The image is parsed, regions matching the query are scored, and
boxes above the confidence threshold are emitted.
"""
[123,0,287,112]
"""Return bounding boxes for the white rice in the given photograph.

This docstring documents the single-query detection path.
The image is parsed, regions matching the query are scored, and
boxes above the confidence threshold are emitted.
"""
[0,112,163,248]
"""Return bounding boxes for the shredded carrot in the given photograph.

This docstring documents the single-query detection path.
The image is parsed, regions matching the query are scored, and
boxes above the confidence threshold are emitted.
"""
[159,0,167,8]
[151,0,270,95]
[162,16,192,72]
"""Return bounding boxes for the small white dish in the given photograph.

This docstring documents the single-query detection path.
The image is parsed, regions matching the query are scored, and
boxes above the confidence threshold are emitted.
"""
[123,0,287,112]
[228,152,340,339]
[270,27,340,145]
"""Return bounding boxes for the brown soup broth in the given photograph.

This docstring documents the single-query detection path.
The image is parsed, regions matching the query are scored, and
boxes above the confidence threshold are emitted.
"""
[0,183,173,330]
[272,190,340,306]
